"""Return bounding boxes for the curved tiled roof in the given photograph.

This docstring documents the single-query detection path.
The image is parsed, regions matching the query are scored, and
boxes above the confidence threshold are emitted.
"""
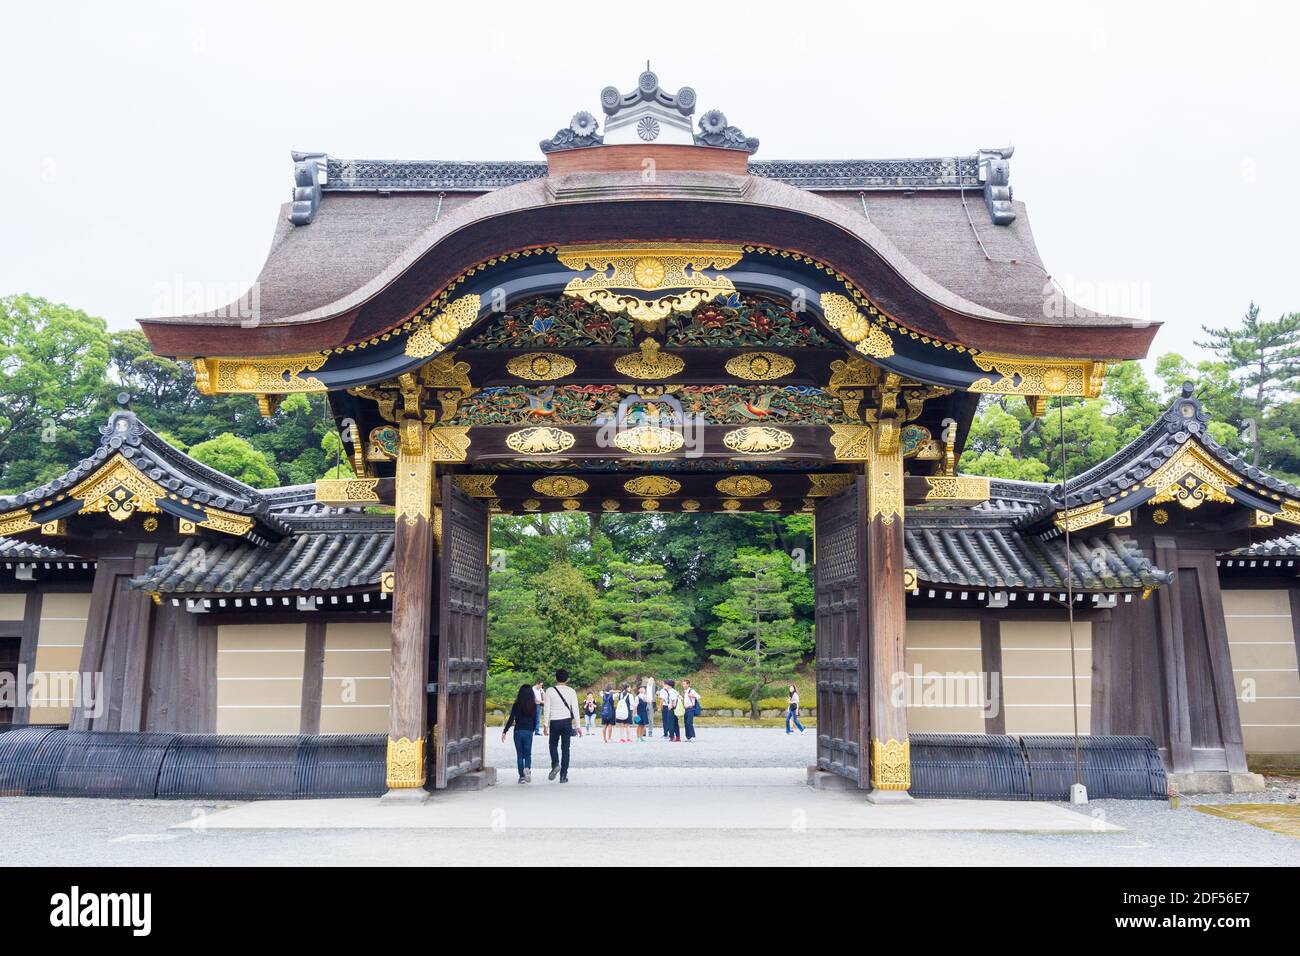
[132,515,393,595]
[1229,533,1300,559]
[0,537,69,562]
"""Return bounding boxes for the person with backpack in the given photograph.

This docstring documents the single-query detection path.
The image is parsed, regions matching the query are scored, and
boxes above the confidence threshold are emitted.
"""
[636,684,651,742]
[663,679,681,742]
[582,692,597,736]
[615,684,634,743]
[600,685,617,742]
[681,679,701,742]
[542,668,582,782]
[501,682,538,783]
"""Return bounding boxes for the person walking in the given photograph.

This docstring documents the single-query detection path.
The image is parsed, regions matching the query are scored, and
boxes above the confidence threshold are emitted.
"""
[681,679,700,742]
[532,681,545,736]
[600,685,616,743]
[615,684,634,743]
[785,684,806,734]
[636,684,651,742]
[543,668,581,782]
[582,692,597,736]
[501,683,538,783]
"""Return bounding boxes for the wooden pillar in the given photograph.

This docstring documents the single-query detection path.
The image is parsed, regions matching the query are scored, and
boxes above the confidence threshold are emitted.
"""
[1153,536,1194,771]
[387,420,436,789]
[865,433,909,792]
[13,590,42,725]
[979,617,1006,735]
[299,620,326,735]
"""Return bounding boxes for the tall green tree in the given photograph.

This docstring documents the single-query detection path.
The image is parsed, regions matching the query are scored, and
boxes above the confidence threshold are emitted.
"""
[1197,303,1300,465]
[583,561,693,670]
[188,433,279,488]
[709,551,807,718]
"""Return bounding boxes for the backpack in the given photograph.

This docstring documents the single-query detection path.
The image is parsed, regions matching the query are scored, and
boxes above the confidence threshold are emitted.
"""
[601,692,614,721]
[615,694,630,721]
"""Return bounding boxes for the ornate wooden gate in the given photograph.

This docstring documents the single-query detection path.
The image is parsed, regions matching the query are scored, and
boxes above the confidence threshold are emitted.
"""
[433,477,489,788]
[814,477,870,788]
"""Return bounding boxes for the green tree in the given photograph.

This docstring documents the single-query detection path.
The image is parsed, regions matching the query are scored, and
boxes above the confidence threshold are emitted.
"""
[583,561,693,670]
[709,551,806,718]
[1197,303,1300,465]
[188,433,279,488]
[0,294,111,490]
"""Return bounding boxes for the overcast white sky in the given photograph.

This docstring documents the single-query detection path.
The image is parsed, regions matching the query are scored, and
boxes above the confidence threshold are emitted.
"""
[1,0,1297,365]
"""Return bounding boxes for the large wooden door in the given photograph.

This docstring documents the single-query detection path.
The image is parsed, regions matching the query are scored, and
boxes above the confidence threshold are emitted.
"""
[433,477,489,788]
[814,477,870,788]
[0,636,18,726]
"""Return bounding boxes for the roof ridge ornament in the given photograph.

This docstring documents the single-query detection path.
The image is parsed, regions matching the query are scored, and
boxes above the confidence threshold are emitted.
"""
[542,69,757,154]
[289,151,328,225]
[977,146,1015,224]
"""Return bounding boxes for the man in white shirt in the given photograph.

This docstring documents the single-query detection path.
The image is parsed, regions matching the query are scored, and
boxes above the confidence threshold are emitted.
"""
[681,679,701,742]
[657,682,672,739]
[542,668,582,782]
[532,681,544,736]
[662,680,682,741]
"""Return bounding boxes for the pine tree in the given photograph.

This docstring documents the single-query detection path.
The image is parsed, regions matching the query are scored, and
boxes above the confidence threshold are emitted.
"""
[1197,303,1300,466]
[709,552,806,719]
[583,561,693,671]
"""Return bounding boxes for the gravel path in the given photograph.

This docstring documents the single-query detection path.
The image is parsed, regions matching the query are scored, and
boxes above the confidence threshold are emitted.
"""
[0,729,1295,866]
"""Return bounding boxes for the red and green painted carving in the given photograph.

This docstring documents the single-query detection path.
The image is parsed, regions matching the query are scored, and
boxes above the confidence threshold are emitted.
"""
[448,384,851,426]
[462,293,831,349]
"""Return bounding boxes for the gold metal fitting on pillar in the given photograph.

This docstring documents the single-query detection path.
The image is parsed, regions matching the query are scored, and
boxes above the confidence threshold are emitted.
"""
[870,738,911,790]
[386,735,426,789]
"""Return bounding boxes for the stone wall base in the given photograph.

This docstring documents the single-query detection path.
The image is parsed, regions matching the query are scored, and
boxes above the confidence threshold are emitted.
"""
[1168,771,1266,795]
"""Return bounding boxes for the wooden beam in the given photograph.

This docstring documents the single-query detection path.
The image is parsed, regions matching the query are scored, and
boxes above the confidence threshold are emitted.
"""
[13,590,41,725]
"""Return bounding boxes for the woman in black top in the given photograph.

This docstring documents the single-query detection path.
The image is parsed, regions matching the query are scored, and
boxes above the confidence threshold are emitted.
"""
[502,683,538,783]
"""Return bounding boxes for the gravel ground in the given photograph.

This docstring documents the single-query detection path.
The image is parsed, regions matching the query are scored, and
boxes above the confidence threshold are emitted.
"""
[0,729,1295,866]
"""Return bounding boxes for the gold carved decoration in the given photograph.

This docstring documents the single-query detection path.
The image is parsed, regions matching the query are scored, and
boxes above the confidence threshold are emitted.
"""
[521,499,541,511]
[807,473,855,497]
[199,508,255,538]
[902,568,918,591]
[722,426,793,455]
[623,476,681,497]
[380,571,394,594]
[506,352,577,381]
[1274,502,1300,527]
[395,427,435,527]
[141,517,159,532]
[866,439,904,525]
[969,352,1106,398]
[1053,500,1111,533]
[40,519,66,536]
[613,339,685,379]
[179,519,197,534]
[71,455,165,522]
[425,427,470,462]
[820,293,895,359]
[453,475,498,498]
[829,425,874,461]
[0,509,39,536]
[1142,442,1238,510]
[870,738,911,791]
[762,499,782,511]
[721,499,742,512]
[257,394,282,418]
[315,477,382,504]
[1152,508,1169,525]
[923,475,991,504]
[725,352,796,381]
[386,736,426,789]
[192,353,328,395]
[641,499,660,511]
[506,427,575,456]
[715,475,773,497]
[613,425,685,455]
[405,294,482,359]
[827,354,880,421]
[558,243,743,330]
[681,499,701,512]
[533,476,589,497]
[601,499,621,512]
[562,499,582,511]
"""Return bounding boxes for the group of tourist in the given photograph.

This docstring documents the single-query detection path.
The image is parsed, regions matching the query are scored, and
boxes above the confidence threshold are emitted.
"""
[501,669,809,784]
